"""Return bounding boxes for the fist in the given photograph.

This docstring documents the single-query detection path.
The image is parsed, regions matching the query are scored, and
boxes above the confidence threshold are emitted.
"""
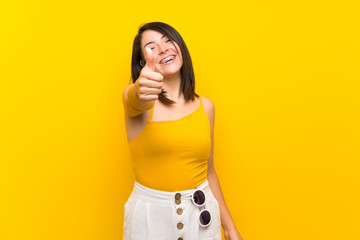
[135,47,164,101]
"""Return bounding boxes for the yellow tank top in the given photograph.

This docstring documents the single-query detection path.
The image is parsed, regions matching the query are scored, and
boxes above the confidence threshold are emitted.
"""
[127,96,211,192]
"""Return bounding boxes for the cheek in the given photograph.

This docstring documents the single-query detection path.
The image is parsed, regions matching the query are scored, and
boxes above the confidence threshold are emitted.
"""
[176,51,183,65]
[173,44,181,56]
[178,54,183,66]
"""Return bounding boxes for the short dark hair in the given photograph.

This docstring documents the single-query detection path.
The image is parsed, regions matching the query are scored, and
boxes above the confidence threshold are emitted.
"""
[130,22,199,105]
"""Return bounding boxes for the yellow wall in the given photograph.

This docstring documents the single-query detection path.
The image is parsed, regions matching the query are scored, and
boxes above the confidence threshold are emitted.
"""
[1,0,359,239]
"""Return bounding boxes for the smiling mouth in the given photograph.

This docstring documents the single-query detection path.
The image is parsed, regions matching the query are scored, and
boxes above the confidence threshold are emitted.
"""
[160,55,176,64]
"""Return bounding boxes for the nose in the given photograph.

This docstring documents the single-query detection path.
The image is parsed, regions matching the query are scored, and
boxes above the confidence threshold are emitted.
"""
[158,43,169,55]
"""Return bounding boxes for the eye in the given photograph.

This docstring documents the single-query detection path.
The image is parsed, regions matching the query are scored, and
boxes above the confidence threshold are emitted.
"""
[166,39,171,43]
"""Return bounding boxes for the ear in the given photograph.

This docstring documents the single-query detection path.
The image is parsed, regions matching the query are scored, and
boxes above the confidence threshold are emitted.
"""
[139,60,144,67]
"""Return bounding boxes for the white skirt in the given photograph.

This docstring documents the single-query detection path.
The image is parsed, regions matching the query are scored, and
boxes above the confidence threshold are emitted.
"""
[123,179,222,240]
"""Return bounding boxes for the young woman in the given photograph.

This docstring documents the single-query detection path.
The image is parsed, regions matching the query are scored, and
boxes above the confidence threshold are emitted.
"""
[122,22,244,240]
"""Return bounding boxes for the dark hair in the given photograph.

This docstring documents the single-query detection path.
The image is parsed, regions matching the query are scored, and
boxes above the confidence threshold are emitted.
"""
[130,22,199,105]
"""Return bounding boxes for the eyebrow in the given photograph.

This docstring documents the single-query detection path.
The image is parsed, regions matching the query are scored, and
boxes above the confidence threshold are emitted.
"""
[143,34,166,49]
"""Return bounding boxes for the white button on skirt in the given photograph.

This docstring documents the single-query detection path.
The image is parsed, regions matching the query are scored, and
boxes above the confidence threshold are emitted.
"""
[123,179,222,240]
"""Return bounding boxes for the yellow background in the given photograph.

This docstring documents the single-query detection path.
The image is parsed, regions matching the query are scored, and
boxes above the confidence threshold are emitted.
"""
[1,0,359,239]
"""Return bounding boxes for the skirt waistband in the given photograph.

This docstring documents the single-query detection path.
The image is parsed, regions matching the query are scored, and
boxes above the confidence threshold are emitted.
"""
[131,179,211,205]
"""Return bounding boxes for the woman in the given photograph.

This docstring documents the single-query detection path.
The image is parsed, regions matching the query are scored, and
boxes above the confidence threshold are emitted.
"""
[122,22,244,240]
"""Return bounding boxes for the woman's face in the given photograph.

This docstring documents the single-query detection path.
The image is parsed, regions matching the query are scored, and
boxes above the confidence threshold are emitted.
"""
[141,30,183,77]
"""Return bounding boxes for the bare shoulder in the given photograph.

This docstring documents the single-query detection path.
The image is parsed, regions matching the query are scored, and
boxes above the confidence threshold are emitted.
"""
[201,96,215,113]
[201,96,215,126]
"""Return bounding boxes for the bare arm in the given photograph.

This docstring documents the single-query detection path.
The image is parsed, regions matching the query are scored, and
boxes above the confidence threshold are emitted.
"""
[205,98,244,240]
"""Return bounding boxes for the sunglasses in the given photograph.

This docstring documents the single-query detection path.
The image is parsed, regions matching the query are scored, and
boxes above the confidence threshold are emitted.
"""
[189,189,212,227]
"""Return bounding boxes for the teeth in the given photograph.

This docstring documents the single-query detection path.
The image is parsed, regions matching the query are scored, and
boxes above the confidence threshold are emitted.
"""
[161,56,175,64]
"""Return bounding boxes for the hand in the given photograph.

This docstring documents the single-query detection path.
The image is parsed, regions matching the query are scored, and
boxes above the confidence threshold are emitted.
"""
[134,47,164,102]
[224,228,244,240]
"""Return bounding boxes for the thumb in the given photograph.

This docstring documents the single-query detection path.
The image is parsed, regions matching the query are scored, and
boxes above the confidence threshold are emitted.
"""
[144,47,156,72]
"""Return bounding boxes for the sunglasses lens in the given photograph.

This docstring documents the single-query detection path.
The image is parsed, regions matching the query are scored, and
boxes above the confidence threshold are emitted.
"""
[193,190,205,206]
[199,210,211,226]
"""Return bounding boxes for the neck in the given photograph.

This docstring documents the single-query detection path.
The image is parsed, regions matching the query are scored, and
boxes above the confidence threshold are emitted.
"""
[162,73,183,102]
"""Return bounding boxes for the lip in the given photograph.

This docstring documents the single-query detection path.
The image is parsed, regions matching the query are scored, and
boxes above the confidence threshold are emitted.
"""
[159,55,176,64]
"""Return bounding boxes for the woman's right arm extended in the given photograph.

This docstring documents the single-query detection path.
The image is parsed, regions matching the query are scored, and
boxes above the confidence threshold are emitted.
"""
[123,48,164,117]
[122,47,163,118]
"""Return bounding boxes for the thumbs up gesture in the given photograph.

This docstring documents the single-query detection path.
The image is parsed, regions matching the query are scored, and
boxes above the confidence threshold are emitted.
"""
[134,47,164,101]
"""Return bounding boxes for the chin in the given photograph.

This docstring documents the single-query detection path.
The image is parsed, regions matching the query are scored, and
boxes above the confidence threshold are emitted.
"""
[161,66,182,77]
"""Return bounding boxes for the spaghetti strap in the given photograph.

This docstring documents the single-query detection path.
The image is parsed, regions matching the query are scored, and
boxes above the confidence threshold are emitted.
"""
[199,96,203,105]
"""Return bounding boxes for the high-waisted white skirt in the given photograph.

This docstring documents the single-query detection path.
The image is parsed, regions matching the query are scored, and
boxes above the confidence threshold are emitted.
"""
[123,179,222,240]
